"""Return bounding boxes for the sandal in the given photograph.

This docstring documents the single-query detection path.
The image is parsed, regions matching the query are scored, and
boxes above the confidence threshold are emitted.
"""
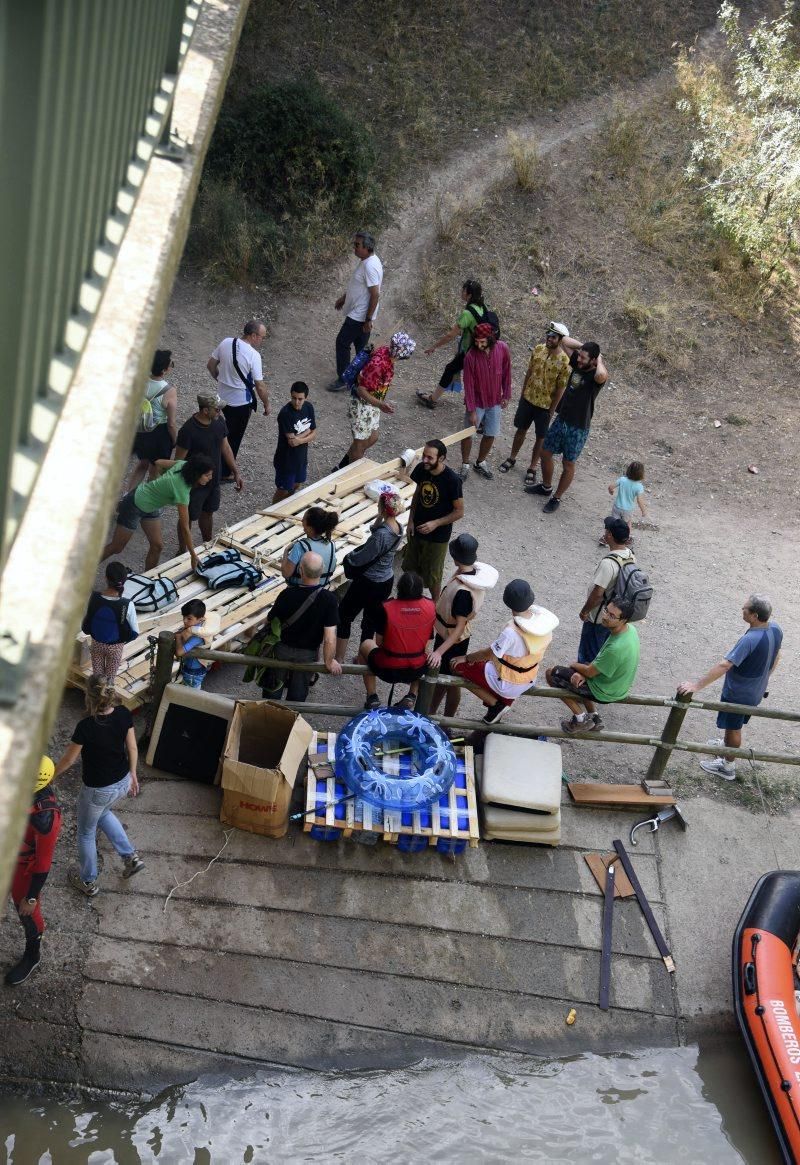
[394,693,416,712]
[498,458,516,474]
[524,468,537,487]
[364,694,380,711]
[415,391,437,410]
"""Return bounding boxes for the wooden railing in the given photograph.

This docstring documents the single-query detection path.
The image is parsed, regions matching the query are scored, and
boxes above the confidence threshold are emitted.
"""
[148,633,800,779]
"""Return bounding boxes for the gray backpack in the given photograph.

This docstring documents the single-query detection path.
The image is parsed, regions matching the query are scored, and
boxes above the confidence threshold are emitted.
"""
[606,553,653,623]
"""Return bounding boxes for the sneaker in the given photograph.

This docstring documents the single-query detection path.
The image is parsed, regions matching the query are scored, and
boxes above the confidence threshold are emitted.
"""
[561,715,591,734]
[482,701,509,725]
[459,463,470,481]
[590,714,605,732]
[525,482,552,496]
[326,378,348,393]
[69,868,99,898]
[543,497,561,513]
[4,939,41,987]
[700,757,736,781]
[473,461,494,480]
[122,853,145,879]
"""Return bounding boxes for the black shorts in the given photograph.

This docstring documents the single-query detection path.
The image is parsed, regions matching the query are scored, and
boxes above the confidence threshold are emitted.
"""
[548,664,608,704]
[132,423,173,463]
[513,398,550,439]
[188,481,222,520]
[433,634,469,673]
[367,648,425,685]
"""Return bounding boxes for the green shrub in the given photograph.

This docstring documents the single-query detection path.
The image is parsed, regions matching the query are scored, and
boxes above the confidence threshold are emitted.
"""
[190,80,381,284]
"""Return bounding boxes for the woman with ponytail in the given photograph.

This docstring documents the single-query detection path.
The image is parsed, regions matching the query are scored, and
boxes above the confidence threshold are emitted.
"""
[53,678,144,898]
[281,506,339,588]
[81,562,139,680]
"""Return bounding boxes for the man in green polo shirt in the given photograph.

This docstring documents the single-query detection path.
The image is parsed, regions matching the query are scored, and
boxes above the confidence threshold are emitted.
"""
[545,599,640,733]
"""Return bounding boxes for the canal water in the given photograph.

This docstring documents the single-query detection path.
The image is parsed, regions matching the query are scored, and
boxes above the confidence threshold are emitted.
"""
[0,1043,780,1163]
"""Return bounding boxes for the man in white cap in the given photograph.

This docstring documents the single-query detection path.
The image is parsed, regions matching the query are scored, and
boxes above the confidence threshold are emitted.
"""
[175,389,244,547]
[498,322,570,485]
[451,578,558,725]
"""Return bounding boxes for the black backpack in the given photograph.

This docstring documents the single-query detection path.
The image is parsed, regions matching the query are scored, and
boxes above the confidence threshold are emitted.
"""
[82,593,137,644]
[606,554,653,623]
[467,303,501,339]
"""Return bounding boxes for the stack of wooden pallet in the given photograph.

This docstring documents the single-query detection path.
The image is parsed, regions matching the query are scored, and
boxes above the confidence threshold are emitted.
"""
[68,429,471,709]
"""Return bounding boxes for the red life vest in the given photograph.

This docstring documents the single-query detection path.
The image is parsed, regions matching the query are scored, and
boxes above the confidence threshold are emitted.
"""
[380,597,436,667]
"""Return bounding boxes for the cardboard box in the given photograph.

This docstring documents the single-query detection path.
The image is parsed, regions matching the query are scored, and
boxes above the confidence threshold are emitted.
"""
[220,700,313,838]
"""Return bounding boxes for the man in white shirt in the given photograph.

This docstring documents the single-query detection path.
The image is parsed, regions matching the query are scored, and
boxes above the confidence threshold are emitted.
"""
[329,231,383,392]
[206,319,269,464]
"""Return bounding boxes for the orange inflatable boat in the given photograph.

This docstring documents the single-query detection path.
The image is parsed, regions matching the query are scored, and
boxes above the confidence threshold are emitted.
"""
[734,871,800,1164]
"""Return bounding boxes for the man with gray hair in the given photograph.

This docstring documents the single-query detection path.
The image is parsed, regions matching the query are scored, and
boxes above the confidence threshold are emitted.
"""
[678,595,783,780]
[329,231,383,391]
[259,552,342,703]
[207,319,269,461]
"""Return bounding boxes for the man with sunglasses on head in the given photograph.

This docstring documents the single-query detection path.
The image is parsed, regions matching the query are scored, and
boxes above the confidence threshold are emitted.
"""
[174,390,243,548]
[527,332,608,513]
[498,321,570,485]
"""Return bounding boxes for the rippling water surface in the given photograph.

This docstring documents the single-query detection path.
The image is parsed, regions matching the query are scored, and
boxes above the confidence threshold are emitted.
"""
[0,1044,780,1163]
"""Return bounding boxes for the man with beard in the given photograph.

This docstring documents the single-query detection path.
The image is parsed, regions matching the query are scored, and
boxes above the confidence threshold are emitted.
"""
[499,322,570,485]
[527,336,607,513]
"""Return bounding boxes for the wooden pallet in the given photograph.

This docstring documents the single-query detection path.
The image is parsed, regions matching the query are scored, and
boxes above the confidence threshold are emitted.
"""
[69,430,474,709]
[303,730,480,852]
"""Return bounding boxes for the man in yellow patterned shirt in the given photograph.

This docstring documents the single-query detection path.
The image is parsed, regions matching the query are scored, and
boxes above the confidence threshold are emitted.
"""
[498,322,570,486]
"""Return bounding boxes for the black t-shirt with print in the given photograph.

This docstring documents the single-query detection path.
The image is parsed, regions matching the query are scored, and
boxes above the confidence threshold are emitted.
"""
[72,707,133,788]
[557,352,604,430]
[271,585,339,650]
[274,401,316,474]
[410,464,463,543]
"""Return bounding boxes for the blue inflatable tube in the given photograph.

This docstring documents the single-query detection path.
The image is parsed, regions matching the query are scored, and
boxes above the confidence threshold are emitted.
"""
[335,708,457,812]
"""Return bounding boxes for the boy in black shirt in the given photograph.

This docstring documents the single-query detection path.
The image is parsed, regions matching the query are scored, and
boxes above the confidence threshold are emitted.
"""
[273,382,317,503]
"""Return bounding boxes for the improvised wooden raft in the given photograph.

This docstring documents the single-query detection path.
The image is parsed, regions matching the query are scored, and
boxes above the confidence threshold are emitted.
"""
[304,730,480,853]
[69,428,472,710]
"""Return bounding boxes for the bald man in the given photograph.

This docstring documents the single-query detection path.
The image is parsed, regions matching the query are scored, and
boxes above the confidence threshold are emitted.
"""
[259,552,342,702]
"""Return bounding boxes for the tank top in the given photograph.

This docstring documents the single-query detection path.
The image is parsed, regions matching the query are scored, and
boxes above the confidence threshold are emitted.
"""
[145,379,170,427]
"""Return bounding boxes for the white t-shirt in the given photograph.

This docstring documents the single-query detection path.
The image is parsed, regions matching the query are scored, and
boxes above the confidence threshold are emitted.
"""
[211,337,264,408]
[343,254,383,322]
[485,625,536,699]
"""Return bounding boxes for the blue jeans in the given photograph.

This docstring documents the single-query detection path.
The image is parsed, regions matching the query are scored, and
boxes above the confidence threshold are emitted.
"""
[578,620,610,664]
[335,316,369,379]
[77,775,135,881]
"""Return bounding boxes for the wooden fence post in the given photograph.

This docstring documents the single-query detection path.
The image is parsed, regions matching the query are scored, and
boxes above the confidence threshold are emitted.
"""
[415,663,440,717]
[645,690,693,781]
[144,630,176,744]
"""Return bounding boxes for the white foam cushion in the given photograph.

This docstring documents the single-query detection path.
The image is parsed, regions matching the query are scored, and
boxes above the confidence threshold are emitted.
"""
[481,735,562,813]
[483,804,561,845]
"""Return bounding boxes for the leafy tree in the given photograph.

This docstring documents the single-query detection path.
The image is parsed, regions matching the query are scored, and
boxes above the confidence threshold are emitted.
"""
[678,2,800,282]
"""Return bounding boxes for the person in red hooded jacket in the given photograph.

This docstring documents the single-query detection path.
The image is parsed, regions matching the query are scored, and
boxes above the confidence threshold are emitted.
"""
[5,756,62,986]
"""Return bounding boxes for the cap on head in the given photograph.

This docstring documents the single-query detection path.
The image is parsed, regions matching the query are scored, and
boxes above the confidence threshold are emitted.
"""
[197,390,223,410]
[35,755,55,794]
[390,331,416,360]
[604,515,630,543]
[503,578,535,612]
[449,533,478,566]
[547,321,569,338]
[474,322,496,342]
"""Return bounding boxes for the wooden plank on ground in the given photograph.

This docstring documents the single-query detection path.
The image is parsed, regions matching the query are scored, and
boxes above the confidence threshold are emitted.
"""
[567,783,676,810]
[584,853,635,898]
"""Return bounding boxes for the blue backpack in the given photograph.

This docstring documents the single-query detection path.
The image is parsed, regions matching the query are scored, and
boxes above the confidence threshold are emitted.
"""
[342,344,374,394]
[82,593,136,644]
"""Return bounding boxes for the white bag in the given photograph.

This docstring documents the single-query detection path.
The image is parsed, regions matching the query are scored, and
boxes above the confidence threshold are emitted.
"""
[363,479,395,501]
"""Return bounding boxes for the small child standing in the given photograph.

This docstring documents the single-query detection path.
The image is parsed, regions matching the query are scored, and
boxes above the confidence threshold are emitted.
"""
[174,599,216,688]
[81,562,138,680]
[607,460,647,533]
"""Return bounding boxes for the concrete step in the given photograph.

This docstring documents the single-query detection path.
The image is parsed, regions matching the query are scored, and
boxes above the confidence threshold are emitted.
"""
[80,958,679,1068]
[93,854,670,960]
[87,893,676,1014]
[120,811,662,899]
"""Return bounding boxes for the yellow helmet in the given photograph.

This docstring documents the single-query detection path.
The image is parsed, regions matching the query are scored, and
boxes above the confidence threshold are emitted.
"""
[35,755,55,794]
